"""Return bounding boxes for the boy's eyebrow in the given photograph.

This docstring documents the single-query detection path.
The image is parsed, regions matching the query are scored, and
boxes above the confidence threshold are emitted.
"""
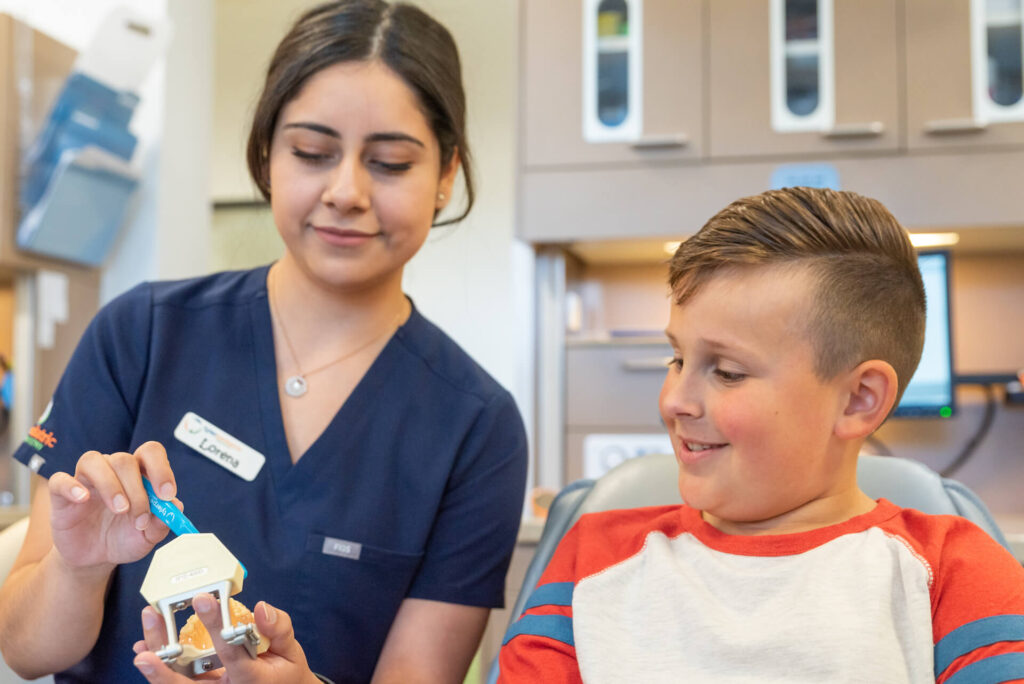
[281,123,425,148]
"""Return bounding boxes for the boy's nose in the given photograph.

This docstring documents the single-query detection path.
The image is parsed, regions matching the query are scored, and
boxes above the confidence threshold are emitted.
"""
[322,158,370,212]
[659,368,704,421]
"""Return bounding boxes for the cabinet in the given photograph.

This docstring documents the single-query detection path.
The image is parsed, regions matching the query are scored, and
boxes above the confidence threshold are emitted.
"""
[905,0,1024,150]
[708,0,902,158]
[521,0,704,168]
[565,339,670,482]
[518,1,1024,243]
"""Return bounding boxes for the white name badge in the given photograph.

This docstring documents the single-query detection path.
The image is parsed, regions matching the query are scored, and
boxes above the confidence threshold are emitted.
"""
[174,412,266,481]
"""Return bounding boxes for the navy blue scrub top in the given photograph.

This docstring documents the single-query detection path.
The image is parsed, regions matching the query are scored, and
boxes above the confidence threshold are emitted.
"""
[13,265,528,683]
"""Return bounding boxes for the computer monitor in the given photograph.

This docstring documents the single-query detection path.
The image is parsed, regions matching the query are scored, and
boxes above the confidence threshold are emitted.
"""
[893,251,955,418]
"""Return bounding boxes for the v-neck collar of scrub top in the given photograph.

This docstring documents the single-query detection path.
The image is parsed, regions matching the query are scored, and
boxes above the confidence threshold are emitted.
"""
[247,264,417,500]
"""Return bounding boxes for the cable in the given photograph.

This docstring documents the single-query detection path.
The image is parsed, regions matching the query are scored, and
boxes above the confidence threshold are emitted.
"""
[940,384,998,478]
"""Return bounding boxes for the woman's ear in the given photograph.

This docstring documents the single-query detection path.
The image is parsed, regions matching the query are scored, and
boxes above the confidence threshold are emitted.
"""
[834,360,899,440]
[436,149,460,210]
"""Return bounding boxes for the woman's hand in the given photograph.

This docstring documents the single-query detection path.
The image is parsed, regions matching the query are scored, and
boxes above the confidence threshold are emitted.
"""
[47,441,178,571]
[132,594,321,684]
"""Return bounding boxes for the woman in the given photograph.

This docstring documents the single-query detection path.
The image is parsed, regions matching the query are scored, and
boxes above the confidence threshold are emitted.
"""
[0,2,528,682]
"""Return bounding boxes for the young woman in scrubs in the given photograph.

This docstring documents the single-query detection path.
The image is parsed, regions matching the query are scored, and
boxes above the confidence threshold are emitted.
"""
[0,2,528,682]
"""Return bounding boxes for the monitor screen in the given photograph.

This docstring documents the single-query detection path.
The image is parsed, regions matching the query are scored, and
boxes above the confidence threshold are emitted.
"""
[893,251,955,418]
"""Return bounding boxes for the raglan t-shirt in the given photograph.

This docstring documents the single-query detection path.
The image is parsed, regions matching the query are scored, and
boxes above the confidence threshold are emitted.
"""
[499,500,1024,683]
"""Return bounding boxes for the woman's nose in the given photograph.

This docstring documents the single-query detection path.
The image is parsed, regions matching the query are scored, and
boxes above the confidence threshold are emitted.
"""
[322,157,370,212]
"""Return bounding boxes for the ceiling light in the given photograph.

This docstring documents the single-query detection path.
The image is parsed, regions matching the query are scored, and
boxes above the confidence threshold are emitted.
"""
[663,240,682,255]
[909,232,960,248]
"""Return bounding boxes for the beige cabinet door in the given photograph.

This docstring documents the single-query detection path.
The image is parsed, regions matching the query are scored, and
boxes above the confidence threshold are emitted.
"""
[906,0,1024,150]
[709,0,901,159]
[521,0,704,169]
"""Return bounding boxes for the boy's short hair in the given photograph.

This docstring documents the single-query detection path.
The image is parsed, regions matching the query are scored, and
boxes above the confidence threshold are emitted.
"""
[668,186,925,404]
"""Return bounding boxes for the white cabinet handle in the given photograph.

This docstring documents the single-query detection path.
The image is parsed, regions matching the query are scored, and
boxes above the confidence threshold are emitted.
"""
[622,357,673,372]
[630,134,689,149]
[923,118,988,135]
[822,121,885,138]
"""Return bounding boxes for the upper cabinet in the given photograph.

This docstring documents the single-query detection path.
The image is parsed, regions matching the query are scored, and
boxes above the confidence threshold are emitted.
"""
[517,0,1024,242]
[906,0,1024,149]
[521,0,704,168]
[708,0,902,158]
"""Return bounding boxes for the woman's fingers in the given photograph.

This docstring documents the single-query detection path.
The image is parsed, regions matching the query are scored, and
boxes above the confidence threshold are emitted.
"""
[136,441,177,501]
[47,470,90,507]
[254,600,309,667]
[132,651,196,683]
[106,451,152,528]
[141,605,169,652]
[73,450,134,516]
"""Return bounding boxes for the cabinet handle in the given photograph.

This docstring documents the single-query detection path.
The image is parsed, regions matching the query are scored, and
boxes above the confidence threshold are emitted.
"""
[923,118,988,135]
[622,357,673,372]
[822,122,884,139]
[630,135,689,150]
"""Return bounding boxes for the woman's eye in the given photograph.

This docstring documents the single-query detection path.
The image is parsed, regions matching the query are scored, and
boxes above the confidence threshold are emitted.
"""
[666,357,683,372]
[372,160,413,173]
[291,148,330,163]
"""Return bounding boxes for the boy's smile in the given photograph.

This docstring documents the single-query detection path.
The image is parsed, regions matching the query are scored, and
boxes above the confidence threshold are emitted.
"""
[659,264,874,535]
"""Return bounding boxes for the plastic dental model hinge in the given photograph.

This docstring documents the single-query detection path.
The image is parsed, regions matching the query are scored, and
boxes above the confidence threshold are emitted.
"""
[140,533,261,676]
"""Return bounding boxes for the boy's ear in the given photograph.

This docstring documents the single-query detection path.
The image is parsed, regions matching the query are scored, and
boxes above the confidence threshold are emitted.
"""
[834,360,899,440]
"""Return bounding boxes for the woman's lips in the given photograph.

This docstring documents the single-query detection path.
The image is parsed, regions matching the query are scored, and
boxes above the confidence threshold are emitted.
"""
[312,225,379,247]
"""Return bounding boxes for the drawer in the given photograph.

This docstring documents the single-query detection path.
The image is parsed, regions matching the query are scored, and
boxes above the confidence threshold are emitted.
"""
[566,341,671,428]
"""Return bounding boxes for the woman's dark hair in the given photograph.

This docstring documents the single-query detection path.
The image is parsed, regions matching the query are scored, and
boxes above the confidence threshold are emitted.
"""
[246,0,474,225]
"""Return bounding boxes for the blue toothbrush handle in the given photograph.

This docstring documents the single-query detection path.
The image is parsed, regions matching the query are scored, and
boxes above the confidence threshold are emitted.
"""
[142,477,246,578]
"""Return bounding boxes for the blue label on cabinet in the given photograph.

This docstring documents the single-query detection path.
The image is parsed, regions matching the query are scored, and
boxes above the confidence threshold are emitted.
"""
[770,163,841,191]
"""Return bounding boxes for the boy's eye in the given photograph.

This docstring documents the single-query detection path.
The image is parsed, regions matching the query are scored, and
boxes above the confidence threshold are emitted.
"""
[714,368,746,383]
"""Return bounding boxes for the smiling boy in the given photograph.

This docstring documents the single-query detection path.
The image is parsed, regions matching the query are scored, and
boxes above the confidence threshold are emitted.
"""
[498,187,1024,683]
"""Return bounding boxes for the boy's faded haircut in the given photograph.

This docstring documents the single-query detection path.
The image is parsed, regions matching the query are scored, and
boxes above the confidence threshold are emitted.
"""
[668,186,926,405]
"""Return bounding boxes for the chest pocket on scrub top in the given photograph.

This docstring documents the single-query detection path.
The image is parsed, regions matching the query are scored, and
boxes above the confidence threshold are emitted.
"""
[301,531,425,625]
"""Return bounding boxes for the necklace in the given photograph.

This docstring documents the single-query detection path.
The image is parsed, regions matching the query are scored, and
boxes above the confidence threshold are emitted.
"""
[268,271,404,398]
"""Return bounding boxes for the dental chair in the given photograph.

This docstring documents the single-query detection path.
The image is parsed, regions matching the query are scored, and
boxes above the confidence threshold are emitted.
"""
[0,517,55,684]
[486,452,1011,684]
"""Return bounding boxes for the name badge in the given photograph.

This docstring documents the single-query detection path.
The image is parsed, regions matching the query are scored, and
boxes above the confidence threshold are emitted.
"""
[174,412,265,481]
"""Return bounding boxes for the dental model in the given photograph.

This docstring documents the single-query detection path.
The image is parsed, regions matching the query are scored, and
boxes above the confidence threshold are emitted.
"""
[140,533,267,676]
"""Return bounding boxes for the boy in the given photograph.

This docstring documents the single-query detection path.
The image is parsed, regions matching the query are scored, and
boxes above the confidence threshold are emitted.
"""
[498,187,1024,683]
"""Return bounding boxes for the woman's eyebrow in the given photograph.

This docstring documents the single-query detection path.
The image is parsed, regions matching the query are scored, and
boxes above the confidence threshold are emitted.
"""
[366,132,425,147]
[282,122,339,138]
[280,123,425,149]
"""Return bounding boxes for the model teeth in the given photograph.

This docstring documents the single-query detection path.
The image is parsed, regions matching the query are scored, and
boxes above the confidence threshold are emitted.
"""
[686,443,716,452]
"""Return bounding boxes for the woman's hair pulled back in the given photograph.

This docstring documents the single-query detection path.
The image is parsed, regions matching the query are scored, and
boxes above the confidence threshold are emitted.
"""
[246,0,474,225]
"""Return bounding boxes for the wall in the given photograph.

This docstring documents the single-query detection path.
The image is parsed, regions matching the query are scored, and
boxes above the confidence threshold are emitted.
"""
[210,0,535,465]
[573,253,1024,515]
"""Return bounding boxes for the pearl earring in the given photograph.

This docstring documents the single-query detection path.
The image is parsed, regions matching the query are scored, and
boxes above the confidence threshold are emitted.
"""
[437,192,446,202]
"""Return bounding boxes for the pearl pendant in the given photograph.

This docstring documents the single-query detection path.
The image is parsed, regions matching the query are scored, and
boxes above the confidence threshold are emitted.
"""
[284,375,308,398]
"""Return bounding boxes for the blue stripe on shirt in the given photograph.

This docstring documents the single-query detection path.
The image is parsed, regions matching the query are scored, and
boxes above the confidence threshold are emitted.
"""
[935,614,1024,675]
[502,615,575,647]
[943,652,1024,684]
[520,581,574,615]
